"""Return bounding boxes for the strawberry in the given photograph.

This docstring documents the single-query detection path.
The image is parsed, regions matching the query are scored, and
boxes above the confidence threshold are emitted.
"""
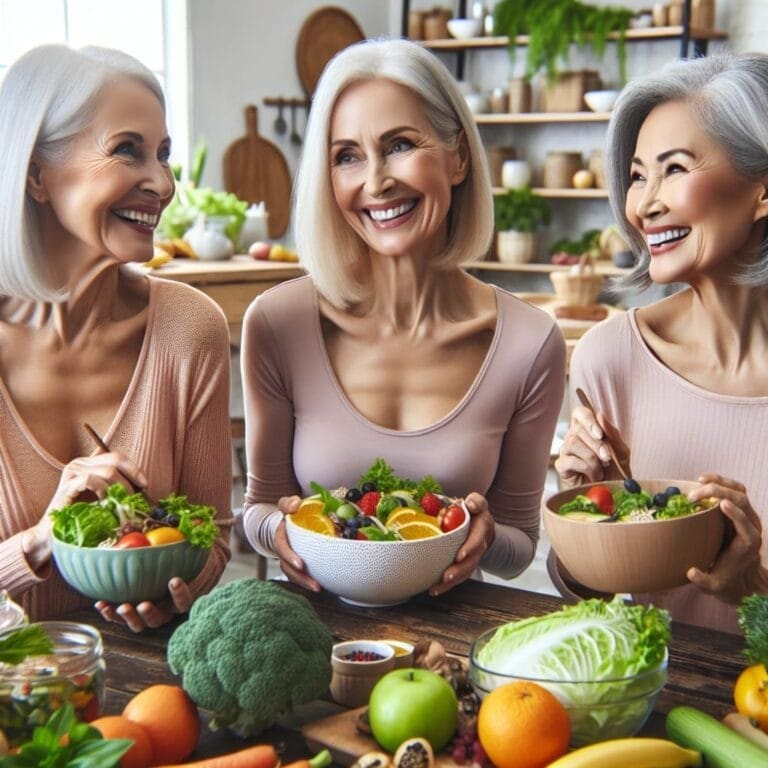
[358,491,381,518]
[420,491,442,517]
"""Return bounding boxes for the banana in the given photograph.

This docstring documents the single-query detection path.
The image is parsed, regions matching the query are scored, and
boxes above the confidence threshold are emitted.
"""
[546,737,702,768]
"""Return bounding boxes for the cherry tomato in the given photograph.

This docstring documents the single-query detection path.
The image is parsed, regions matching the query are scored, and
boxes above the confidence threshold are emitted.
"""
[734,663,768,730]
[441,504,466,533]
[146,527,186,546]
[113,531,151,549]
[585,485,614,515]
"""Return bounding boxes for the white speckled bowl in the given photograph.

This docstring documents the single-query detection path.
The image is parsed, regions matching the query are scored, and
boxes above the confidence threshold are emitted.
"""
[52,537,208,604]
[286,507,470,607]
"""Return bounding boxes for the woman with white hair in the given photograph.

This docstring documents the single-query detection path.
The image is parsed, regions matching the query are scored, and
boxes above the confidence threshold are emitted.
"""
[556,51,768,633]
[241,38,566,593]
[0,44,231,630]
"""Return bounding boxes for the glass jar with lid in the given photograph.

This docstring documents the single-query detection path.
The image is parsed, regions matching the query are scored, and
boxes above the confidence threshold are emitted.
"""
[0,621,106,747]
[0,590,27,632]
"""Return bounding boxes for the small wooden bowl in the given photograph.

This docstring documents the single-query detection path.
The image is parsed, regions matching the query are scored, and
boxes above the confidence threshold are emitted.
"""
[543,480,725,593]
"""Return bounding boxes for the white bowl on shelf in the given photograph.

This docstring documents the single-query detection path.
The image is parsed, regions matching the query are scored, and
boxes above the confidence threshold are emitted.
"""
[584,90,621,113]
[464,92,488,114]
[447,18,483,39]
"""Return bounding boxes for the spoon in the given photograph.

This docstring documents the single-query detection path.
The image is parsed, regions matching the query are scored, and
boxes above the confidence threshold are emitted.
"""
[274,99,287,135]
[289,103,302,145]
[574,388,629,481]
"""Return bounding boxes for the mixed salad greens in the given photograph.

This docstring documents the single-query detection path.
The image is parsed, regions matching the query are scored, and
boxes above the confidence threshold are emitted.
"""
[49,484,219,549]
[473,598,671,745]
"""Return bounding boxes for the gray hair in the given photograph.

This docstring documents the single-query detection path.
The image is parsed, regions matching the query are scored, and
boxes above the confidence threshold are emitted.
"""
[0,44,165,302]
[607,50,768,290]
[293,37,493,308]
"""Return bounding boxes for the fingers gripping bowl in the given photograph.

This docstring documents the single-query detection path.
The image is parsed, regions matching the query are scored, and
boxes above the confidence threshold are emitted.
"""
[543,479,724,594]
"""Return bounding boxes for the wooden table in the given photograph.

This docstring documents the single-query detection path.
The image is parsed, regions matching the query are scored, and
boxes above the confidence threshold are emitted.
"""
[62,580,745,764]
[150,256,304,343]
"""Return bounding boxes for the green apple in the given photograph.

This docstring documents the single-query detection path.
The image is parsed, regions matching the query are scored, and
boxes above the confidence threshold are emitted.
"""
[368,668,458,752]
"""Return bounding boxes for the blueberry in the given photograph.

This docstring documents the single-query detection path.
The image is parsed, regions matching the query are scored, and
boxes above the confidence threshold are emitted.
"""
[347,516,363,528]
[665,486,681,497]
[342,527,357,539]
[653,492,668,508]
[345,487,362,503]
[151,506,165,520]
[164,514,180,527]
[361,482,377,494]
[623,478,642,494]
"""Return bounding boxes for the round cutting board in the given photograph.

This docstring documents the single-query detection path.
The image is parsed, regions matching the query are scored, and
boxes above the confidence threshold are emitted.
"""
[296,6,365,97]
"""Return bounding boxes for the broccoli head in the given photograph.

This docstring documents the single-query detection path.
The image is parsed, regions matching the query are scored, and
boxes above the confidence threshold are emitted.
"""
[167,578,334,737]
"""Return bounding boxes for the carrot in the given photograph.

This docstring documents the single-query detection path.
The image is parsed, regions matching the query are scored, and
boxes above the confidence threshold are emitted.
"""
[151,743,279,768]
[281,749,333,768]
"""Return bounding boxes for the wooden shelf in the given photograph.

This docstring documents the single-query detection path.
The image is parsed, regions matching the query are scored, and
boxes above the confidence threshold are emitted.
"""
[492,187,609,199]
[422,26,728,51]
[464,260,629,276]
[475,111,610,124]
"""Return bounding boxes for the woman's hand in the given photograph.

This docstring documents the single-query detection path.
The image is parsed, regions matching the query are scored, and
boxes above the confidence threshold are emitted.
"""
[430,493,495,596]
[94,578,193,633]
[275,495,321,592]
[555,405,630,487]
[686,473,768,603]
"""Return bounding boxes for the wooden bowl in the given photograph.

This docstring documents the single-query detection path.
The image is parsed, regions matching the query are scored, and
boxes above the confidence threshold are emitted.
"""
[543,480,724,593]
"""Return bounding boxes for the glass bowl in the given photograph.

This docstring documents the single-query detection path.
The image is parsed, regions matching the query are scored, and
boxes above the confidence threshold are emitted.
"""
[0,621,105,746]
[469,627,668,747]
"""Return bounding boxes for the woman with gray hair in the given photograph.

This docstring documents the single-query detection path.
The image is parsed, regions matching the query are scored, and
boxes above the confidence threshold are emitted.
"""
[0,44,231,630]
[241,38,566,594]
[555,51,768,633]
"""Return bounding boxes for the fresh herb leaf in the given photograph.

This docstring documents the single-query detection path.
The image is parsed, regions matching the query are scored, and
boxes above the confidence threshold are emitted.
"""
[161,493,220,549]
[0,625,54,665]
[309,482,342,513]
[358,458,442,498]
[738,595,768,667]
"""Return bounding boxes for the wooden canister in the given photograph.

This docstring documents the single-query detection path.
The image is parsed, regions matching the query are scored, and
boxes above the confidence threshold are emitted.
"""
[486,145,518,187]
[508,77,532,113]
[408,10,426,40]
[424,8,451,40]
[543,151,583,189]
[588,149,606,189]
[692,0,715,29]
[668,0,684,26]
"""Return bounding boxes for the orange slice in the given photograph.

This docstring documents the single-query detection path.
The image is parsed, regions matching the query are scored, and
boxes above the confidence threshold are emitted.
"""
[386,508,438,529]
[396,520,442,540]
[291,498,336,536]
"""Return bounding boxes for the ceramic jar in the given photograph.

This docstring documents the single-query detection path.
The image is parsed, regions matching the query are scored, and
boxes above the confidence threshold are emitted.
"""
[502,160,532,190]
[543,151,583,189]
[330,640,396,707]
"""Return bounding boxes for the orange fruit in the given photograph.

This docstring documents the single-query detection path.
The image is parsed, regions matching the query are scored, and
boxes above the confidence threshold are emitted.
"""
[123,684,200,765]
[90,715,153,768]
[477,681,570,768]
[292,498,336,536]
[385,508,436,529]
[396,520,442,540]
[145,527,185,545]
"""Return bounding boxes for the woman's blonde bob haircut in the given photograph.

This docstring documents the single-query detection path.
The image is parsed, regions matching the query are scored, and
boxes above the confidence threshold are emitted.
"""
[0,44,165,302]
[607,50,768,289]
[293,38,494,308]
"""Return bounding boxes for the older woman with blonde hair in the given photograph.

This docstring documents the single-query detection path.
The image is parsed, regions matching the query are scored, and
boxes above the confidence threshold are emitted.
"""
[0,44,231,631]
[241,38,566,593]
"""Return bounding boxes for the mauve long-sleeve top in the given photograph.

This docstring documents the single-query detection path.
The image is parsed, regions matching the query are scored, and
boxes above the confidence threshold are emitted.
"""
[241,276,566,580]
[0,277,232,620]
[569,308,768,633]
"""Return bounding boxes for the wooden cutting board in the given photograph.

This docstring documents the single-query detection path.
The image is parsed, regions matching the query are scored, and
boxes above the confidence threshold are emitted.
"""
[296,6,365,97]
[222,105,291,238]
[301,707,461,767]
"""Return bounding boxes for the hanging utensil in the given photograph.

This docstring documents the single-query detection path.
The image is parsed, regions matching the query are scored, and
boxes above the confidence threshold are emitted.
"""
[574,388,629,481]
[274,99,287,135]
[289,102,302,145]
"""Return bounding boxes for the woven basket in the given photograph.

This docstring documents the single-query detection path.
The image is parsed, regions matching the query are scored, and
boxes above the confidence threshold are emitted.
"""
[550,253,604,306]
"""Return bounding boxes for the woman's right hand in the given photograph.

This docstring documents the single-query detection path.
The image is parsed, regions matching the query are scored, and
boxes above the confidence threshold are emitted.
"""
[274,495,321,592]
[555,405,630,488]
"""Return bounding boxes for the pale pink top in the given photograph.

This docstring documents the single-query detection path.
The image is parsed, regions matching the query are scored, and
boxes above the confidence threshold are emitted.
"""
[569,308,768,633]
[0,277,232,620]
[241,276,566,579]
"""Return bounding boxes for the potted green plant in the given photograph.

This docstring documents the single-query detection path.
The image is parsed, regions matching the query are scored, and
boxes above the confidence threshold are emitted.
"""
[493,187,551,264]
[493,0,634,84]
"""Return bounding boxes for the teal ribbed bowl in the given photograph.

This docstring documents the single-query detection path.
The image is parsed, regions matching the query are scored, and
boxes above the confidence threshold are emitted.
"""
[52,537,208,604]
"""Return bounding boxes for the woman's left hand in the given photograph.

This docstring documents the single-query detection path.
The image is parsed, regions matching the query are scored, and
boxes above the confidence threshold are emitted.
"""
[430,493,495,597]
[94,577,193,632]
[686,473,768,603]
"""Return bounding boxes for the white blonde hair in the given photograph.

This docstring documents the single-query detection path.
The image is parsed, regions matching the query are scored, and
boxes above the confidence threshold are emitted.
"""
[293,38,493,308]
[0,44,165,301]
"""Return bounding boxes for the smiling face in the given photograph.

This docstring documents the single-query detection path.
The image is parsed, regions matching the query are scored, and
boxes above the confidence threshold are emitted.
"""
[328,78,467,260]
[28,77,175,270]
[625,100,768,285]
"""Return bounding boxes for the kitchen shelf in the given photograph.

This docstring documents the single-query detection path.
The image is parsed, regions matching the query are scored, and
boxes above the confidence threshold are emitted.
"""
[493,187,608,199]
[464,261,629,276]
[422,26,728,51]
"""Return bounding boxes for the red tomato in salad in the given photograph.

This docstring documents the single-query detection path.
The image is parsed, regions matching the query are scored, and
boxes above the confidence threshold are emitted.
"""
[585,485,614,516]
[114,531,151,549]
[441,504,466,533]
